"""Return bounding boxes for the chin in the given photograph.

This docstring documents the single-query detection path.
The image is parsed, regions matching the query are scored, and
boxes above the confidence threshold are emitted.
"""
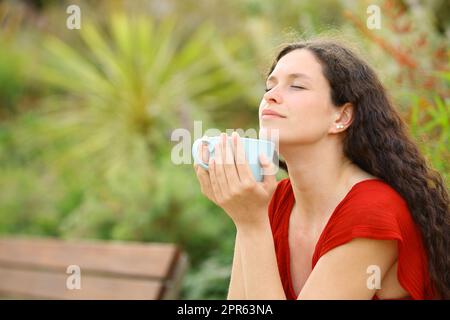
[259,127,283,141]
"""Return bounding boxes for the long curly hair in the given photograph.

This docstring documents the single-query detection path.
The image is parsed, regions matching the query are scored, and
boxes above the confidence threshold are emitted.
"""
[267,39,450,299]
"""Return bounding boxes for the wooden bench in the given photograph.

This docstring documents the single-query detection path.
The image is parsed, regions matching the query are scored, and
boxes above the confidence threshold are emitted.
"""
[0,236,188,299]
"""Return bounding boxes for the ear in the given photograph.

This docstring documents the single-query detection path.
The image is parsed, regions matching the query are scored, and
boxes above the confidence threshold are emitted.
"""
[331,102,354,133]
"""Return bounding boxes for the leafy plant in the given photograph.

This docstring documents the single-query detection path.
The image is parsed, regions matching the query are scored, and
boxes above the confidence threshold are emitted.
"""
[407,93,449,185]
[1,12,240,243]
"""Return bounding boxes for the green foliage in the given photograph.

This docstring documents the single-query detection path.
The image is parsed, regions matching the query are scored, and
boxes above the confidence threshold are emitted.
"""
[181,251,233,300]
[0,38,26,115]
[407,85,449,184]
[0,9,241,273]
[0,0,448,299]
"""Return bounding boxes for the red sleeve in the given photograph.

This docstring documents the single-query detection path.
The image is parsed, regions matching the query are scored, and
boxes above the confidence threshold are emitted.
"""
[319,200,403,257]
[315,183,434,299]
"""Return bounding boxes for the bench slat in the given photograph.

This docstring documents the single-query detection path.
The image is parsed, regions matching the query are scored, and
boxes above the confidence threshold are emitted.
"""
[0,267,162,299]
[0,237,178,279]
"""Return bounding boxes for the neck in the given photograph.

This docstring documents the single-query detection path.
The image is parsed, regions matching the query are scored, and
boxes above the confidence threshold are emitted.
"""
[280,137,357,224]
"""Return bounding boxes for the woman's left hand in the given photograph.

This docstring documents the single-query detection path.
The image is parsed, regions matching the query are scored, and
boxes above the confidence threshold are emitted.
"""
[194,132,278,228]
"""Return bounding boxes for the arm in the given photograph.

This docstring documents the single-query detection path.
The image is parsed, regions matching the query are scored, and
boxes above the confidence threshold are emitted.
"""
[227,231,247,299]
[197,132,284,299]
[237,218,287,300]
[297,238,397,299]
[237,223,397,300]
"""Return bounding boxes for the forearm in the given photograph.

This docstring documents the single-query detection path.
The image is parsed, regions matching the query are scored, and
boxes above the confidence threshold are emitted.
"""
[237,216,286,300]
[227,232,247,299]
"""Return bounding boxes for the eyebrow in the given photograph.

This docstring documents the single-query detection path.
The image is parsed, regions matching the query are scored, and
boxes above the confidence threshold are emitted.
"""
[266,73,311,83]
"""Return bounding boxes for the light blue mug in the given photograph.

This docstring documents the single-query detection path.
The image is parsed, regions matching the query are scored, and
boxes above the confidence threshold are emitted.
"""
[192,135,276,182]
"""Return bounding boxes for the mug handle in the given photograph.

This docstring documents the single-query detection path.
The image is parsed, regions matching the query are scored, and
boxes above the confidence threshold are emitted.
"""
[192,137,213,170]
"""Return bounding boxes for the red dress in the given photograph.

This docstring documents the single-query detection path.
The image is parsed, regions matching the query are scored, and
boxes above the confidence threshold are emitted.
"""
[268,178,436,300]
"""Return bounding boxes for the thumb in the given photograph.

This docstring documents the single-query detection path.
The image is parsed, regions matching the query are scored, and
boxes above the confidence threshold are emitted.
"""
[259,153,278,185]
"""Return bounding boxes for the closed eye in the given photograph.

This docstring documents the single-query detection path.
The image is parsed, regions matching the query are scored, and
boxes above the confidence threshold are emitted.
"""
[264,86,306,92]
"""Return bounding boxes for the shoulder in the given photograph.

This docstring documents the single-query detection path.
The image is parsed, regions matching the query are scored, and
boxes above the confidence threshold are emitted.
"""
[349,179,406,204]
[315,179,432,299]
[319,179,415,252]
[319,179,421,256]
[340,179,412,222]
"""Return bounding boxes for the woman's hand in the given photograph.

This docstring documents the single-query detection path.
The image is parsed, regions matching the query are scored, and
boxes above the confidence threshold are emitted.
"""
[193,132,278,228]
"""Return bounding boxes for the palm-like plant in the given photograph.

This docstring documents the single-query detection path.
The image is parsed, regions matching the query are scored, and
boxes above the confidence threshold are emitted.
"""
[12,12,241,240]
[38,12,234,162]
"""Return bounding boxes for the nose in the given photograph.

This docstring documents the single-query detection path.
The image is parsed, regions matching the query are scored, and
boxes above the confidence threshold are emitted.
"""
[263,87,282,104]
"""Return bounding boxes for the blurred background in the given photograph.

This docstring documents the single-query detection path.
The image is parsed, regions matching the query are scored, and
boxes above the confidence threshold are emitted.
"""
[0,0,448,299]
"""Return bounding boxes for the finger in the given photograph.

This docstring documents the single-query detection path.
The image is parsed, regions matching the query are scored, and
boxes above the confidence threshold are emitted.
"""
[194,163,217,202]
[223,132,240,187]
[194,162,210,188]
[201,142,210,163]
[209,158,223,201]
[232,132,254,183]
[214,134,230,194]
[195,141,210,166]
[259,153,278,186]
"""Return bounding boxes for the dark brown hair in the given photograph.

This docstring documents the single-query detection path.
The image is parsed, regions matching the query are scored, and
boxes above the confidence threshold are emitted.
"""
[267,39,450,299]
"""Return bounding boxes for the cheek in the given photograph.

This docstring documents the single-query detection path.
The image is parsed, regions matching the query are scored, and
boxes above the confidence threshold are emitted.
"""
[283,96,332,142]
[298,90,333,120]
[288,93,327,124]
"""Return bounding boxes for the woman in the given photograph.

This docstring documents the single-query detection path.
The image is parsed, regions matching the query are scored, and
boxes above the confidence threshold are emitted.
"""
[193,39,449,299]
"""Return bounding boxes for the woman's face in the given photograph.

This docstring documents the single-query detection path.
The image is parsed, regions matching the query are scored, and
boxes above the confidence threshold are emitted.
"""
[259,49,338,146]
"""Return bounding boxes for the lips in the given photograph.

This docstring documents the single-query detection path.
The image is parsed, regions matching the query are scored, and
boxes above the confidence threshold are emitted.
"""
[261,109,286,118]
